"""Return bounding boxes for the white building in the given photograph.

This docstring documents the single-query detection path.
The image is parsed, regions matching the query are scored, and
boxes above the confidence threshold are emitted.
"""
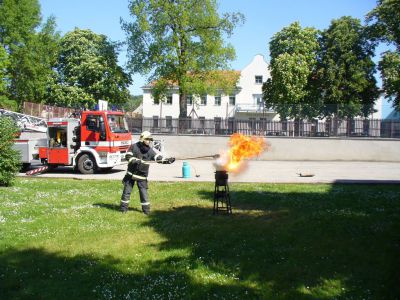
[142,54,275,121]
[141,54,384,125]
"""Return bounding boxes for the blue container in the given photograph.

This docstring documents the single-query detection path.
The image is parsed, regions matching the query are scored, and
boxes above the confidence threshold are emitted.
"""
[182,162,191,178]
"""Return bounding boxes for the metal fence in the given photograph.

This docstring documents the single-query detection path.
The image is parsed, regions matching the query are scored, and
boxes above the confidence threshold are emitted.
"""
[23,102,79,119]
[127,117,400,138]
[21,102,400,138]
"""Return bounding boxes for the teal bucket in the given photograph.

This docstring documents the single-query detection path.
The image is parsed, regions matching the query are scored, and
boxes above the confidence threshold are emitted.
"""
[182,162,191,178]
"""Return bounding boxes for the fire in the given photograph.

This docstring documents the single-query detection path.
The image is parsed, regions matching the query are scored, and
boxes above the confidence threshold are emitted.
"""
[219,133,268,173]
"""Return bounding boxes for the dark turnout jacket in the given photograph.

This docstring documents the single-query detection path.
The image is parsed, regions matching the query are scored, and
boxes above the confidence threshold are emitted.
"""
[125,141,163,180]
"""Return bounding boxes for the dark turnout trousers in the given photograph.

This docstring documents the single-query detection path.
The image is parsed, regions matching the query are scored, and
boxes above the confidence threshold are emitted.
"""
[120,176,150,214]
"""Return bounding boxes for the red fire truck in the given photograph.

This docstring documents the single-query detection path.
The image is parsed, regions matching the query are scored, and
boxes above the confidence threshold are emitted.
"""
[13,110,132,174]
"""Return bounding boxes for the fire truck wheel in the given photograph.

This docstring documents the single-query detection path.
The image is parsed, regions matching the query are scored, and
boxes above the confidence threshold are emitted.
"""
[77,154,97,174]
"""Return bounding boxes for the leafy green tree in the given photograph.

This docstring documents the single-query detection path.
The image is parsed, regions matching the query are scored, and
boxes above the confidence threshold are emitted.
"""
[49,29,131,108]
[0,0,59,107]
[263,22,320,120]
[0,45,16,110]
[378,51,400,109]
[123,0,244,117]
[123,95,142,112]
[318,16,379,118]
[0,117,20,186]
[367,0,400,110]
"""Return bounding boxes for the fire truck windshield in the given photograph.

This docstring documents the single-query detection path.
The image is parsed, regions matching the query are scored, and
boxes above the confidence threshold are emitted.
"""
[107,115,129,133]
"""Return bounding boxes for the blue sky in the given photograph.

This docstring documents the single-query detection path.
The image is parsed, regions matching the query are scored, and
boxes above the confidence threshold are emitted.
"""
[39,0,383,96]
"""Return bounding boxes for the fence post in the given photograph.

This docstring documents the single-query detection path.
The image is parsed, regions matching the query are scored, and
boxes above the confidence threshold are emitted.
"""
[333,117,338,136]
[363,119,369,136]
[391,120,394,138]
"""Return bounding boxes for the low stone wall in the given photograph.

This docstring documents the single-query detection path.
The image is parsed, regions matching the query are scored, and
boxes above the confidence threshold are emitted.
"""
[134,134,400,162]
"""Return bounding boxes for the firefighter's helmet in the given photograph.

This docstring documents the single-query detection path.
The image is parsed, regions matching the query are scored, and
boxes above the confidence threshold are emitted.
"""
[140,131,153,141]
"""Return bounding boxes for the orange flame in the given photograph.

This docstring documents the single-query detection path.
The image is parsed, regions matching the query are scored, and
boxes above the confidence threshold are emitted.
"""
[222,133,267,172]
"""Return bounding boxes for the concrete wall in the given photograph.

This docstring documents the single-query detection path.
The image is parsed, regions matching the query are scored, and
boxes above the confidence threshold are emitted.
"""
[135,134,400,162]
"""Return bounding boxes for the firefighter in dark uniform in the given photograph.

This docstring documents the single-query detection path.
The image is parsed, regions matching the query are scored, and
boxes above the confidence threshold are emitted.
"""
[120,131,175,214]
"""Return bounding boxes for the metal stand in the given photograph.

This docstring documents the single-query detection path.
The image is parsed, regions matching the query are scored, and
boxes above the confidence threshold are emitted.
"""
[213,171,232,215]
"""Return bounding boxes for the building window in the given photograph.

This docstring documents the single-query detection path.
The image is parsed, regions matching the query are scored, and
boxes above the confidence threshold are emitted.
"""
[199,116,205,128]
[187,95,193,106]
[200,95,207,105]
[255,75,263,84]
[185,116,192,129]
[166,95,172,105]
[214,95,221,106]
[153,116,159,128]
[249,117,256,130]
[229,95,236,105]
[254,94,263,105]
[214,117,222,134]
[166,116,172,128]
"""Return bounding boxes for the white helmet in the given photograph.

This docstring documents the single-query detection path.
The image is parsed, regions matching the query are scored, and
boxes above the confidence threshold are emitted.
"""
[140,130,153,141]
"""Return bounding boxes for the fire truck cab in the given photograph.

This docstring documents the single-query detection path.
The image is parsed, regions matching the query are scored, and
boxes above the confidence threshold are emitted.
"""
[37,110,132,174]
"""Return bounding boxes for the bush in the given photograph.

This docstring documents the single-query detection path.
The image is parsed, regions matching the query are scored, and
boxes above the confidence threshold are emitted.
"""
[0,96,18,111]
[0,117,21,186]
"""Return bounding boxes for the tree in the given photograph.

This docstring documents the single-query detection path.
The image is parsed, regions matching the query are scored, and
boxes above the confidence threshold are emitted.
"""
[123,95,142,112]
[123,0,244,118]
[318,16,379,118]
[0,45,15,110]
[262,22,320,120]
[378,51,400,109]
[49,29,131,109]
[0,0,59,107]
[0,117,20,186]
[367,0,400,110]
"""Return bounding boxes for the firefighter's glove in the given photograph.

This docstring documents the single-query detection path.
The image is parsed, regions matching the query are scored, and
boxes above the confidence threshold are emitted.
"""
[161,157,175,164]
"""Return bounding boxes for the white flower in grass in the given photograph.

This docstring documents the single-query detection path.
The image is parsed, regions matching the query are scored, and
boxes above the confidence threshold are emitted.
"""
[0,215,6,223]
[21,217,34,223]
[36,192,50,198]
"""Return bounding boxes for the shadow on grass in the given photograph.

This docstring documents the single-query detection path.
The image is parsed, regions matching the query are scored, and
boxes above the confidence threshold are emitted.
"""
[0,248,262,299]
[1,183,399,299]
[144,183,400,299]
[93,202,142,213]
[20,165,124,175]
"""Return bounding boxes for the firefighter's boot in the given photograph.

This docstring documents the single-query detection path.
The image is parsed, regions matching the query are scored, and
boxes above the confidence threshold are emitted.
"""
[142,204,150,215]
[120,200,129,213]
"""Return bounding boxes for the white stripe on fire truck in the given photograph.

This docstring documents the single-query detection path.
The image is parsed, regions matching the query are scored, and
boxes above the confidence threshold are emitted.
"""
[84,141,130,147]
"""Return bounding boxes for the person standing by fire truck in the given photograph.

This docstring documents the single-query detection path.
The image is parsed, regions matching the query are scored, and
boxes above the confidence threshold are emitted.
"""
[120,131,175,214]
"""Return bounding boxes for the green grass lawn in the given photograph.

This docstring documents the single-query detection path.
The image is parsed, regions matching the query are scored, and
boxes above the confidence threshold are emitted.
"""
[0,178,399,299]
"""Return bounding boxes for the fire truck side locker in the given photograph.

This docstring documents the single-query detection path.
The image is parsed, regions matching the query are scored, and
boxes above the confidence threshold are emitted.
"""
[44,118,80,166]
[47,148,69,164]
[13,138,47,168]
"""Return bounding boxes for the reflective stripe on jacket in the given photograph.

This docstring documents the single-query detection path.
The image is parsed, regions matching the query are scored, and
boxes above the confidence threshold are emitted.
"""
[125,142,161,179]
